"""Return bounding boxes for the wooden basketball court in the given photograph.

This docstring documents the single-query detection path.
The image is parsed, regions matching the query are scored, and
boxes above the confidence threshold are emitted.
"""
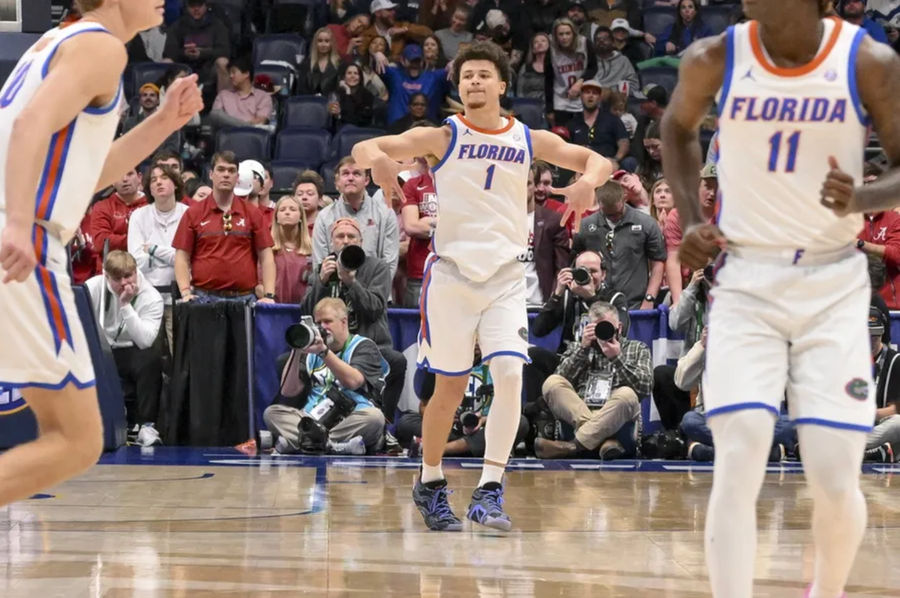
[1,448,898,597]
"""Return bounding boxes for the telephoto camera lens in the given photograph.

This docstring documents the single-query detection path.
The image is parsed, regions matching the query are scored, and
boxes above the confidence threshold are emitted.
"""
[594,320,617,343]
[703,264,715,281]
[338,245,366,270]
[571,267,591,286]
[285,318,326,350]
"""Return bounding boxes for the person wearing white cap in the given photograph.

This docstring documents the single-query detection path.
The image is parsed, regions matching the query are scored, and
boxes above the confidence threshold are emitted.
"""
[362,0,433,62]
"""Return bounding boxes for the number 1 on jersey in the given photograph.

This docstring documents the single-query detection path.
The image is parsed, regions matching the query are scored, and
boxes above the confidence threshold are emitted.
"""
[483,164,496,190]
[767,131,800,173]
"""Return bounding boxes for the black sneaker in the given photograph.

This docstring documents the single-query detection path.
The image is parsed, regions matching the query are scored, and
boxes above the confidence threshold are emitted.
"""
[687,441,714,462]
[864,442,895,463]
[412,477,463,531]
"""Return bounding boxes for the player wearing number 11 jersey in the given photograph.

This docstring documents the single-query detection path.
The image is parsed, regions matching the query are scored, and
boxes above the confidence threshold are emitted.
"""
[353,41,612,532]
[661,0,900,596]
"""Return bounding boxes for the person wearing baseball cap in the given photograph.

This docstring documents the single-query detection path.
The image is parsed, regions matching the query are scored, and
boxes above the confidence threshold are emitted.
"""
[567,79,634,173]
[865,303,900,463]
[380,41,448,125]
[361,0,433,63]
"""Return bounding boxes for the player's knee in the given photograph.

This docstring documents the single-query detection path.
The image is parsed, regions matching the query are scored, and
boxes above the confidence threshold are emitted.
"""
[488,355,522,385]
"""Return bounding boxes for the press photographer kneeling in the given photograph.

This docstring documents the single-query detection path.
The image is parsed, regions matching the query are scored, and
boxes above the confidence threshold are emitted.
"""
[263,298,386,455]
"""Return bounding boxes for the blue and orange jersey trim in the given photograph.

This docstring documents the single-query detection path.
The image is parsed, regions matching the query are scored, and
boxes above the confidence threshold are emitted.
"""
[31,225,73,354]
[34,120,75,222]
[417,254,438,347]
[749,17,843,78]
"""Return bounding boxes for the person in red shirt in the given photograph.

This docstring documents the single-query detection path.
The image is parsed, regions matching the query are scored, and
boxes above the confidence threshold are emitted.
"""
[91,167,148,270]
[172,152,276,303]
[271,195,313,304]
[328,13,372,59]
[400,159,438,307]
[70,201,99,285]
[858,162,900,308]
[532,160,566,213]
[664,163,717,305]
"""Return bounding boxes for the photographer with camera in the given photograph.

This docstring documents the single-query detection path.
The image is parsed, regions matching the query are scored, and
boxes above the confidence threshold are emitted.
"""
[534,301,651,460]
[397,345,530,458]
[302,218,407,424]
[263,298,387,455]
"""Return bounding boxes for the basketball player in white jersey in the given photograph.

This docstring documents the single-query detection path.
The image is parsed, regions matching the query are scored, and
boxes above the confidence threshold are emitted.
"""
[0,0,202,507]
[660,0,900,595]
[353,41,612,531]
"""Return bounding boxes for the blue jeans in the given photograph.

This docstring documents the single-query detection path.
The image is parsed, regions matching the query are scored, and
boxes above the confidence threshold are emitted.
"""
[680,410,797,448]
[192,289,257,304]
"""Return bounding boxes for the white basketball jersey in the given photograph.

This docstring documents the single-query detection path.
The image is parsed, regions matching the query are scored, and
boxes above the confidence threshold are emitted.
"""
[0,21,123,243]
[715,17,868,253]
[432,114,532,282]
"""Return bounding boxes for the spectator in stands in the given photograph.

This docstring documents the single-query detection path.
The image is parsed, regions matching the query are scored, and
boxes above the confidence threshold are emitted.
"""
[298,27,342,97]
[586,0,642,30]
[294,170,326,240]
[469,0,529,54]
[387,93,435,134]
[857,163,900,309]
[265,298,386,455]
[566,81,633,171]
[362,0,433,61]
[128,163,189,349]
[649,177,673,229]
[121,83,181,153]
[303,219,407,423]
[379,44,448,125]
[592,27,640,95]
[612,169,650,211]
[545,18,597,127]
[361,35,391,102]
[655,0,713,56]
[92,168,148,271]
[838,0,890,44]
[400,158,438,307]
[190,182,212,202]
[664,163,717,304]
[422,34,449,70]
[532,160,565,212]
[610,18,653,66]
[434,5,473,60]
[398,345,530,455]
[163,0,231,94]
[272,196,314,304]
[126,24,167,63]
[85,251,164,447]
[331,62,376,127]
[535,301,650,460]
[516,32,550,110]
[865,306,900,462]
[329,12,372,59]
[559,171,601,235]
[527,0,565,35]
[312,156,400,277]
[209,56,273,130]
[636,120,664,189]
[173,152,276,303]
[418,0,462,30]
[236,160,275,229]
[522,174,571,308]
[574,181,666,309]
[71,205,99,285]
[151,149,184,176]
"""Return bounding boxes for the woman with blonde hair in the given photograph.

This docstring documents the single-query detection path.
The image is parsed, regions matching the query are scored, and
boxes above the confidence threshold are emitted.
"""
[545,17,597,127]
[271,195,313,303]
[297,27,341,96]
[649,177,674,229]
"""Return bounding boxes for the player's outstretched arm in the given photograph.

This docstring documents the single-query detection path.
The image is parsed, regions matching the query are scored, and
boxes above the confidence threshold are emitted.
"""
[0,33,125,283]
[97,74,203,192]
[530,130,614,232]
[352,127,450,206]
[660,35,727,270]
[821,37,900,216]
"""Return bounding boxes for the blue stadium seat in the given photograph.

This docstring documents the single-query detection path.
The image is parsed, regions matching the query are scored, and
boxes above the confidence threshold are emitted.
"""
[271,160,315,192]
[215,127,273,162]
[282,95,330,129]
[702,5,736,35]
[320,159,339,196]
[510,97,546,130]
[640,66,679,96]
[125,62,191,101]
[642,7,677,39]
[275,127,332,167]
[331,126,386,161]
[252,34,308,72]
[254,63,295,98]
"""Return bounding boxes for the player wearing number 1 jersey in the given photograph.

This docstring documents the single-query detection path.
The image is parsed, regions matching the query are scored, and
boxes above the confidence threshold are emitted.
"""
[661,0,900,596]
[0,0,202,508]
[354,41,612,532]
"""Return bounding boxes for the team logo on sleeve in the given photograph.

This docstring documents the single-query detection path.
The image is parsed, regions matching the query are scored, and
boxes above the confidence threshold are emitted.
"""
[844,378,869,401]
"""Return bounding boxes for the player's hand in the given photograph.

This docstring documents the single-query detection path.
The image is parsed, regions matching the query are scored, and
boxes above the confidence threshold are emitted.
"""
[157,74,204,132]
[679,223,726,270]
[0,223,36,283]
[552,178,594,234]
[370,154,406,208]
[820,156,857,217]
[319,256,338,283]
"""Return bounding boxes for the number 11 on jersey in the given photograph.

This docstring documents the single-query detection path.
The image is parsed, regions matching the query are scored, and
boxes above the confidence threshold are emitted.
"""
[483,164,496,190]
[767,131,801,173]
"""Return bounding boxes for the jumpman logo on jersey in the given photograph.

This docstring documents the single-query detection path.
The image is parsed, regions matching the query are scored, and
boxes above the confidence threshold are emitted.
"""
[462,128,473,136]
[741,67,755,81]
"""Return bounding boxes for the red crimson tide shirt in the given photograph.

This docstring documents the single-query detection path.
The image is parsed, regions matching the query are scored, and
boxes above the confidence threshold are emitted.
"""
[172,195,273,292]
[401,172,439,280]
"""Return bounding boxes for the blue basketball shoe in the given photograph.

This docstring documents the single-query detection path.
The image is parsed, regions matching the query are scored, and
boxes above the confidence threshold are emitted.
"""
[412,477,463,532]
[466,482,511,531]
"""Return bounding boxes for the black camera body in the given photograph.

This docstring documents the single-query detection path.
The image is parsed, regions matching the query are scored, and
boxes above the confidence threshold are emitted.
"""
[298,385,358,453]
[285,315,328,351]
[571,266,592,286]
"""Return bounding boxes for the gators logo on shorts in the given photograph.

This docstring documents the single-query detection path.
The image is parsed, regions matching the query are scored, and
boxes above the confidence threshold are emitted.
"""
[844,378,869,401]
[518,327,529,341]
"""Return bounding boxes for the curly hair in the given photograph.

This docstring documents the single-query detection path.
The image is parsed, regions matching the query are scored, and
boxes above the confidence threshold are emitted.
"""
[451,40,511,88]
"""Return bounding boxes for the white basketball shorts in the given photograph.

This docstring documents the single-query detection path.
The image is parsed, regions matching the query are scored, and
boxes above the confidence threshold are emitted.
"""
[0,213,95,390]
[704,247,875,432]
[417,255,530,375]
